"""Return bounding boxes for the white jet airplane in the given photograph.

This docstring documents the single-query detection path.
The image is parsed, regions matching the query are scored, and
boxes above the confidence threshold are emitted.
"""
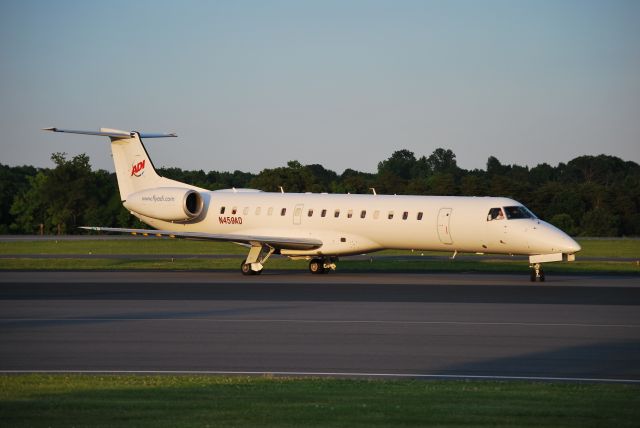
[44,127,581,281]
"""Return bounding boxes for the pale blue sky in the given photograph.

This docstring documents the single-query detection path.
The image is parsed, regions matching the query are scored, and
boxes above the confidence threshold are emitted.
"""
[1,0,638,173]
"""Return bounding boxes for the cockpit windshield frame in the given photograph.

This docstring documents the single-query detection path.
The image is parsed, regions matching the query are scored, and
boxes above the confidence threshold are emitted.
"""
[487,206,537,221]
[503,206,537,220]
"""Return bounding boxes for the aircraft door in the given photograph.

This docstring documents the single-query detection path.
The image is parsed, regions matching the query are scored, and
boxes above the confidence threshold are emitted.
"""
[437,208,454,244]
[293,204,304,225]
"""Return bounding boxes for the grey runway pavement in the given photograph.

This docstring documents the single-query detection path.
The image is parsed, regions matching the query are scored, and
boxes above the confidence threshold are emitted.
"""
[1,271,639,382]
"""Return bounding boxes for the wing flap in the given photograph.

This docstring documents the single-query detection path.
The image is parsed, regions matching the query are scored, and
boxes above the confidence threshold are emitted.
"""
[80,227,322,251]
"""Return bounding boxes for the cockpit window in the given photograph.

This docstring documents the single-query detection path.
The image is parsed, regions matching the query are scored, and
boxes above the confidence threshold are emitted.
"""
[503,206,536,219]
[487,207,504,221]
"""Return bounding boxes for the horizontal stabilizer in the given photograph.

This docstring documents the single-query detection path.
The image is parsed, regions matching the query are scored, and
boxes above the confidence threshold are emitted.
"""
[43,128,177,139]
[80,226,323,251]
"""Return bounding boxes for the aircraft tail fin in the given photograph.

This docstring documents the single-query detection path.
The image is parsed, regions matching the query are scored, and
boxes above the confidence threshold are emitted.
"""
[43,127,180,199]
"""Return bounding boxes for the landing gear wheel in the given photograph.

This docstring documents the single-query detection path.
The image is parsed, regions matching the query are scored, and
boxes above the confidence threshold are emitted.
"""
[530,263,545,282]
[309,259,326,274]
[241,262,254,276]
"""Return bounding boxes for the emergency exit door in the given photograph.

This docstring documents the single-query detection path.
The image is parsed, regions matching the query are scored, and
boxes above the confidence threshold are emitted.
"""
[293,204,304,225]
[437,208,453,244]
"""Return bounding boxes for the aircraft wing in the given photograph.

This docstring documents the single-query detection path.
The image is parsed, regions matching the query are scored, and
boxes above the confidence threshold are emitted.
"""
[79,226,322,251]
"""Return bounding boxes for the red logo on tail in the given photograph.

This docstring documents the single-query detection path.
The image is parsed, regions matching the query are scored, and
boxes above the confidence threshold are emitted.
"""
[131,160,146,177]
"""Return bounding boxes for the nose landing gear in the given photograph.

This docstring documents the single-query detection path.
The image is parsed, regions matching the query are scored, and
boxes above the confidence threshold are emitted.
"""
[530,263,545,282]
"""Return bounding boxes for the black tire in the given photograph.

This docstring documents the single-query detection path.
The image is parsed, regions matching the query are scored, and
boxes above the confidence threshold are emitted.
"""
[539,270,545,282]
[309,259,325,274]
[241,262,253,276]
[530,269,536,282]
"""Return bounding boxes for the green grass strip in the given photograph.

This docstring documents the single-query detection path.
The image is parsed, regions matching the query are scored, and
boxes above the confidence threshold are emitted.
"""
[1,238,638,258]
[575,238,640,258]
[1,238,638,274]
[0,375,638,428]
[0,239,246,255]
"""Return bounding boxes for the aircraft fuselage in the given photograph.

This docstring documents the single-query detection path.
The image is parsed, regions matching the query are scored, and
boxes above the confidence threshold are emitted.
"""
[135,191,580,258]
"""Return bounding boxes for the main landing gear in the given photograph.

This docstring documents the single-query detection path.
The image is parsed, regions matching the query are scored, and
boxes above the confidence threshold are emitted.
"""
[241,244,275,276]
[239,245,339,276]
[308,257,337,274]
[530,263,545,282]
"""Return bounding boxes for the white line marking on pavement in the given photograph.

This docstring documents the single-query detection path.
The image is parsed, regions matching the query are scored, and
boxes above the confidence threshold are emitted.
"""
[0,318,638,328]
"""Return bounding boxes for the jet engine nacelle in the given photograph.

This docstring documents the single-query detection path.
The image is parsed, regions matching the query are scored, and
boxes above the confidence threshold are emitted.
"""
[123,187,204,221]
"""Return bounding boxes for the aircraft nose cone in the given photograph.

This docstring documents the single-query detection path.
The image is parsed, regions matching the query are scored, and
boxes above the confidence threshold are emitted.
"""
[554,229,581,253]
[564,238,581,254]
[529,221,582,254]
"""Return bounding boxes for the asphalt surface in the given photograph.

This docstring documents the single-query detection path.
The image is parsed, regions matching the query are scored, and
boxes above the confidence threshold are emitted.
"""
[1,271,639,382]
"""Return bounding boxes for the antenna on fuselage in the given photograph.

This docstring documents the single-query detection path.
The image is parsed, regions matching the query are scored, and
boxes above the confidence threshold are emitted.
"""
[279,186,284,194]
[369,188,377,195]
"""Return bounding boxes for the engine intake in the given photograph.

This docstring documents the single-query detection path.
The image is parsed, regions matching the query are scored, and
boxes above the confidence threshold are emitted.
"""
[123,187,204,221]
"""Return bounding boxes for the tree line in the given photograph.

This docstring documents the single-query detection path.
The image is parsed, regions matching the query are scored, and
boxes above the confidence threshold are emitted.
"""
[1,148,638,236]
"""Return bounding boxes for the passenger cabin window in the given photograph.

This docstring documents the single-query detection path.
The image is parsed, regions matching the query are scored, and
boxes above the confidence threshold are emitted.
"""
[388,211,394,220]
[347,209,353,219]
[232,207,237,215]
[281,208,287,216]
[255,207,261,215]
[360,210,366,219]
[504,206,536,219]
[220,206,226,214]
[402,211,408,220]
[417,212,423,220]
[243,207,249,215]
[373,210,380,220]
[267,207,273,216]
[321,209,327,217]
[334,209,340,218]
[307,209,314,217]
[487,207,505,221]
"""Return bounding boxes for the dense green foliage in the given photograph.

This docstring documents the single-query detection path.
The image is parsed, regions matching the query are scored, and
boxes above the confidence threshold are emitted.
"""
[1,149,639,236]
[1,375,639,427]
